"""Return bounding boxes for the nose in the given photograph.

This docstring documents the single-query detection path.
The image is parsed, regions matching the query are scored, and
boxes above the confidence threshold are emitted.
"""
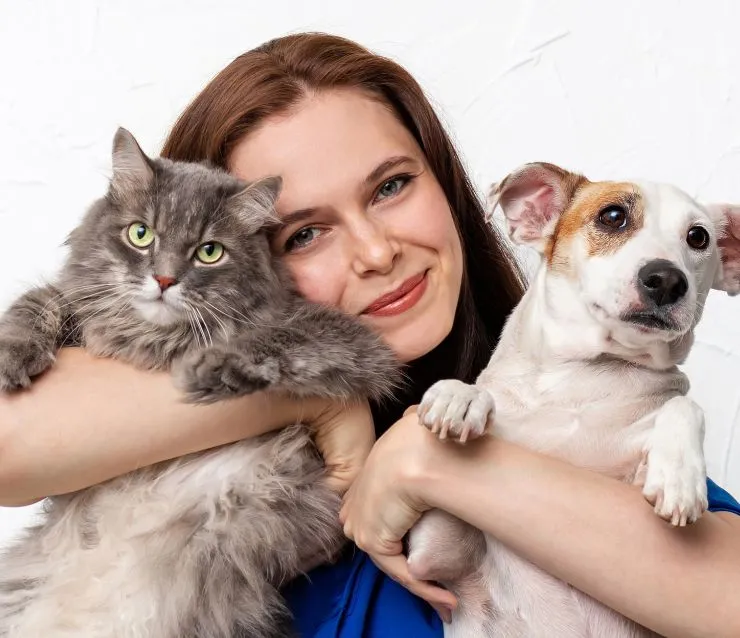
[637,259,688,307]
[350,219,400,276]
[153,274,177,292]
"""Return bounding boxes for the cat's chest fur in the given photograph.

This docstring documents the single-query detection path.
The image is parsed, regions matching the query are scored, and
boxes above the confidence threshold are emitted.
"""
[80,310,195,369]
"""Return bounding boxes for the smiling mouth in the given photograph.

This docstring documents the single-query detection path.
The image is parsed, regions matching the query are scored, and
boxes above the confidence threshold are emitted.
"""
[362,271,429,317]
[621,311,679,332]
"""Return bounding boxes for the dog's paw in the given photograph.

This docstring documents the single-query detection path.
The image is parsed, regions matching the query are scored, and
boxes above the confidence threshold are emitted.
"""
[642,450,708,526]
[176,347,281,404]
[0,337,56,392]
[418,379,495,443]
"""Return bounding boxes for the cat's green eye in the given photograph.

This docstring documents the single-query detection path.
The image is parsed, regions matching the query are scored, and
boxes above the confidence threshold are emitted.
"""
[127,222,154,248]
[195,242,225,264]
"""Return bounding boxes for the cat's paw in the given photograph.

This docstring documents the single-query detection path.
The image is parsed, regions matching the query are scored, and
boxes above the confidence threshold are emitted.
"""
[0,337,56,392]
[176,347,281,404]
[417,379,495,443]
[642,449,708,527]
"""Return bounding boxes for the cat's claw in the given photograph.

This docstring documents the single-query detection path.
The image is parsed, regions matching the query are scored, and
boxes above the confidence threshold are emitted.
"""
[0,337,56,392]
[177,346,281,404]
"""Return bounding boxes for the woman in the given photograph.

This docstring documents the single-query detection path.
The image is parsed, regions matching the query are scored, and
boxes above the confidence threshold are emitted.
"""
[1,32,739,638]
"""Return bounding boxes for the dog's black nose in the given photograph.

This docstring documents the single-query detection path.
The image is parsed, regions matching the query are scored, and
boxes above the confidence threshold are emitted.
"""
[637,259,688,306]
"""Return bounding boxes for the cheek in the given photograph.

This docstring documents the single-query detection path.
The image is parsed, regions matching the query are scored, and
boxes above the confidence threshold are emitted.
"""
[580,249,642,311]
[398,182,462,270]
[284,252,347,308]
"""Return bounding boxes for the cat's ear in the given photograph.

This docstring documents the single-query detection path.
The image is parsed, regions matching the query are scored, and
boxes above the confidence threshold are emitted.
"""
[110,127,154,195]
[228,176,282,232]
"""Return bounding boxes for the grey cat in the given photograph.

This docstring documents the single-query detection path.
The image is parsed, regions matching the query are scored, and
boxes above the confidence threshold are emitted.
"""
[0,128,402,638]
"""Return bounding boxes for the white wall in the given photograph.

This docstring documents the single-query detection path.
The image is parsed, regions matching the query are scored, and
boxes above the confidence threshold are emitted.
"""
[1,0,740,545]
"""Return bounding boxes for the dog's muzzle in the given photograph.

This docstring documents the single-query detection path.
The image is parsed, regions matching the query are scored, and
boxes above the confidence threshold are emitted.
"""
[637,259,688,307]
[618,259,688,332]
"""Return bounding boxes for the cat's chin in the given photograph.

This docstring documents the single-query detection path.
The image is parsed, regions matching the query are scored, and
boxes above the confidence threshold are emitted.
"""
[133,300,185,327]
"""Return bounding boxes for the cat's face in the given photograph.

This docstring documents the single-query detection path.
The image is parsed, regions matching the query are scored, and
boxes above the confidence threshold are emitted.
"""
[66,129,282,330]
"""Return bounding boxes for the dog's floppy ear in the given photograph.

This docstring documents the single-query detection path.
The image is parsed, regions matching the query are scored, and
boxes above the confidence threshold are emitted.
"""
[706,203,740,295]
[486,162,587,253]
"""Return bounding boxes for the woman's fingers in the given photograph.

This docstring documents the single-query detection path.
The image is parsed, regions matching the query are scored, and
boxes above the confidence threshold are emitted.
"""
[369,552,458,623]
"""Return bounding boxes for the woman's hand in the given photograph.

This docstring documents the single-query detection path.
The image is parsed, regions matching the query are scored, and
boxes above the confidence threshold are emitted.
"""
[339,406,458,622]
[305,398,377,494]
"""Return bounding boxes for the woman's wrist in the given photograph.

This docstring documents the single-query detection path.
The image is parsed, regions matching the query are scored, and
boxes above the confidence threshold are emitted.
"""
[391,412,463,511]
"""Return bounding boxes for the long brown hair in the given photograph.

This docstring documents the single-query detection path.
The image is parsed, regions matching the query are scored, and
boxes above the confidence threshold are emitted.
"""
[162,32,525,430]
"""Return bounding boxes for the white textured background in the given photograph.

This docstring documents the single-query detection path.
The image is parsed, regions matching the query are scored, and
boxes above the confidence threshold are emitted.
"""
[1,0,740,545]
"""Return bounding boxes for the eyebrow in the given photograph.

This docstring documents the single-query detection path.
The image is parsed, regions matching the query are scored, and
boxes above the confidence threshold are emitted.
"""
[278,155,419,227]
[279,207,318,227]
[363,155,418,187]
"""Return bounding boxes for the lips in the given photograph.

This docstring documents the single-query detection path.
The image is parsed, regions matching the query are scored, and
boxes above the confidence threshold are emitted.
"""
[621,311,678,332]
[362,272,427,315]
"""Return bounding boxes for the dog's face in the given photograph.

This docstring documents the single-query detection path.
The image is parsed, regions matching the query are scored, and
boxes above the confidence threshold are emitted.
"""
[488,162,740,348]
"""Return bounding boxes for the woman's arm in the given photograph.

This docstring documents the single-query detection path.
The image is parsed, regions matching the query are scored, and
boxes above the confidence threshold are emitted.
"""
[0,348,374,506]
[341,412,740,638]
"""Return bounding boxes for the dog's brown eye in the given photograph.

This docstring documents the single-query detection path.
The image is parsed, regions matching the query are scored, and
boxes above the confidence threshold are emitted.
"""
[686,226,710,250]
[598,205,628,229]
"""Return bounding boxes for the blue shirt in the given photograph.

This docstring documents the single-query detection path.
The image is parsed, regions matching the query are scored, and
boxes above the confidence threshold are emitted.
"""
[283,478,739,637]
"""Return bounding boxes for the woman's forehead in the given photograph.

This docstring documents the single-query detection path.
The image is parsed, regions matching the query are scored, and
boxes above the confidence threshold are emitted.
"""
[228,90,425,207]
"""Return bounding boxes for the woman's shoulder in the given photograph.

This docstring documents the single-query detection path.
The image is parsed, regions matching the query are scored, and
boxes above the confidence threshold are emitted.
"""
[283,546,442,638]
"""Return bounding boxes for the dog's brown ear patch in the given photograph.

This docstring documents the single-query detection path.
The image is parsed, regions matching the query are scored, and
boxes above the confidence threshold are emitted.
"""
[548,183,644,274]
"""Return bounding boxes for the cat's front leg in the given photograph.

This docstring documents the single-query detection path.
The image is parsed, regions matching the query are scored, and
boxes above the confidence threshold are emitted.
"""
[175,345,280,404]
[177,305,402,404]
[0,285,69,391]
[640,395,708,526]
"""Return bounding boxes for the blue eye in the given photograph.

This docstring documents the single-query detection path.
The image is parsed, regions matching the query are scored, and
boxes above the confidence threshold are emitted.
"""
[375,175,412,202]
[285,226,321,252]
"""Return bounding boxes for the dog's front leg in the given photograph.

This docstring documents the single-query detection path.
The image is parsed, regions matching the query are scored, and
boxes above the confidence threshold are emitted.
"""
[408,379,494,600]
[640,395,708,526]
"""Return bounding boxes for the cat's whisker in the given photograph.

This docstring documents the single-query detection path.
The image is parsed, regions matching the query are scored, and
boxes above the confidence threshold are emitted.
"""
[202,305,229,341]
[56,295,119,338]
[53,285,130,316]
[184,306,203,349]
[190,307,208,348]
[71,292,133,334]
[56,291,131,324]
[202,300,267,329]
[27,283,124,335]
[191,305,212,348]
[195,306,213,347]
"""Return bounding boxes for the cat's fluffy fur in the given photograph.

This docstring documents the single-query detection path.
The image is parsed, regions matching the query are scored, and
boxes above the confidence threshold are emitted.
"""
[0,129,402,638]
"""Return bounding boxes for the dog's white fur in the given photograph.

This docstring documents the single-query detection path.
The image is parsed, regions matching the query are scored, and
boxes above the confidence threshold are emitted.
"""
[409,162,740,637]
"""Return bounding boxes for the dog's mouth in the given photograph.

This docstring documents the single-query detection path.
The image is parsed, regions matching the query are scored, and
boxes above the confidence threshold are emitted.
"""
[620,310,679,333]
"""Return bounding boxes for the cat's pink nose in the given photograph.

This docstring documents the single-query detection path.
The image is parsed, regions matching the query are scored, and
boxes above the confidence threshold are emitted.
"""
[153,274,177,292]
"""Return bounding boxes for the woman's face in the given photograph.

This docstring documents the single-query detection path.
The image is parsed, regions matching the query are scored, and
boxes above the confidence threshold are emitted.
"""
[229,89,463,363]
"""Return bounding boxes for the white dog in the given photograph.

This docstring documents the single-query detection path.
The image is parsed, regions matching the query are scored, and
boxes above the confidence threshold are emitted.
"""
[408,162,740,637]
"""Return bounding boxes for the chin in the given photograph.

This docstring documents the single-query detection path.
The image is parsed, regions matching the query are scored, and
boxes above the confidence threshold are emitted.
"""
[384,314,453,364]
[134,300,184,327]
